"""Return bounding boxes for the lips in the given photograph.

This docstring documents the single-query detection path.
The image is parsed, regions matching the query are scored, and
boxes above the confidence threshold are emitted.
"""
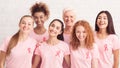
[49,30,56,34]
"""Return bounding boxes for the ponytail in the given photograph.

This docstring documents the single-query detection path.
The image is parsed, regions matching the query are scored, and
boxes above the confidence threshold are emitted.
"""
[6,31,19,56]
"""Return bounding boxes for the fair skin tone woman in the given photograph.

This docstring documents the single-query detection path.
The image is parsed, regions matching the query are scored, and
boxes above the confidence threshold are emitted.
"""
[95,11,119,68]
[62,8,76,44]
[70,20,98,68]
[0,15,36,68]
[32,19,70,68]
[62,8,76,68]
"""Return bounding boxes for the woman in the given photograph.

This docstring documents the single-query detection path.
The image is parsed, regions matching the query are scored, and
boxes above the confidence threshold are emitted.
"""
[70,20,99,68]
[30,2,50,42]
[0,15,36,68]
[30,2,50,67]
[94,10,120,68]
[32,19,70,68]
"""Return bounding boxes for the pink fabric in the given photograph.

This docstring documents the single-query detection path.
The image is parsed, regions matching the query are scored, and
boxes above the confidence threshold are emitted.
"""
[29,30,49,42]
[94,34,120,68]
[63,33,71,68]
[63,33,71,44]
[35,41,70,68]
[70,43,99,68]
[0,37,37,68]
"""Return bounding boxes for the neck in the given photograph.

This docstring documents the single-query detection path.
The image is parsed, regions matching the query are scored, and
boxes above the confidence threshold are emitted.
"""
[64,26,73,34]
[18,32,29,42]
[34,26,46,34]
[97,29,108,39]
[47,36,59,46]
[79,41,86,48]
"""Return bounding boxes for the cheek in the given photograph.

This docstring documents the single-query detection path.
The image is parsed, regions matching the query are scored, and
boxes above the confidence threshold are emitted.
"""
[75,33,79,38]
[29,25,33,29]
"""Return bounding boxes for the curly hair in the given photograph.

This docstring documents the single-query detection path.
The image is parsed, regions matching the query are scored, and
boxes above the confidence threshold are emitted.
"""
[30,2,50,20]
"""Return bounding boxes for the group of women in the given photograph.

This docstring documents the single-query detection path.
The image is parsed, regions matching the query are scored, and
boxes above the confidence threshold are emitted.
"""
[0,2,119,68]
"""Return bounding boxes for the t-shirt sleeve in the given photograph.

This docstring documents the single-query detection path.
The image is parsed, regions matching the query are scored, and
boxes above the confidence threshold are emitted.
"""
[112,35,120,50]
[63,42,70,55]
[0,37,11,52]
[91,43,99,59]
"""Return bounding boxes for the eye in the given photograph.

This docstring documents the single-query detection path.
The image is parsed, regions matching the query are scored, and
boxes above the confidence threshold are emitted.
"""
[64,16,68,19]
[34,16,38,19]
[40,16,43,19]
[83,31,86,33]
[56,26,60,30]
[70,16,73,18]
[51,24,55,27]
[103,17,107,20]
[76,30,80,33]
[98,17,101,19]
[21,21,26,24]
[28,23,32,26]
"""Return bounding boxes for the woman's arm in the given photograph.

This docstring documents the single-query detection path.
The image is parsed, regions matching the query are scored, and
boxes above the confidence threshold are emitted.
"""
[32,55,41,68]
[64,55,71,68]
[0,51,6,68]
[113,49,119,68]
[91,58,98,68]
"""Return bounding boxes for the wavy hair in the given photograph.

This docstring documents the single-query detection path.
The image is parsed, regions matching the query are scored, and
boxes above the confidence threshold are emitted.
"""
[70,20,94,50]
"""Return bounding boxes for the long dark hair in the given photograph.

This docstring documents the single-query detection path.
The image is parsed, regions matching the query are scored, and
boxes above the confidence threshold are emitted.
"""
[49,19,64,41]
[95,10,116,34]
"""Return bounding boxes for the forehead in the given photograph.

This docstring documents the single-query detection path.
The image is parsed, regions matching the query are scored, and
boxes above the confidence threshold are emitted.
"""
[33,12,45,16]
[98,13,107,17]
[51,21,62,27]
[21,17,33,22]
[76,25,85,30]
[64,10,75,16]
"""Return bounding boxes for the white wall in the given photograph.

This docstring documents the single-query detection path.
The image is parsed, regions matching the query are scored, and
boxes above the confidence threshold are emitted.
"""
[0,0,120,43]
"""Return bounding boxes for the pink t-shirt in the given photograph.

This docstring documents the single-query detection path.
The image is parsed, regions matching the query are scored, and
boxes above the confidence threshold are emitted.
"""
[0,36,37,68]
[35,41,70,68]
[70,43,99,68]
[63,33,71,68]
[29,30,49,42]
[94,34,120,68]
[63,33,71,44]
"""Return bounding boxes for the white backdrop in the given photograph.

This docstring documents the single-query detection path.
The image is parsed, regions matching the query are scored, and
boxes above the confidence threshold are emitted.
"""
[0,0,120,43]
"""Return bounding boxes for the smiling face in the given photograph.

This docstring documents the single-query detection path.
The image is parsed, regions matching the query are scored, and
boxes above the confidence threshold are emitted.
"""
[33,12,47,27]
[48,20,62,37]
[19,16,34,34]
[75,25,87,43]
[63,10,76,27]
[97,13,108,30]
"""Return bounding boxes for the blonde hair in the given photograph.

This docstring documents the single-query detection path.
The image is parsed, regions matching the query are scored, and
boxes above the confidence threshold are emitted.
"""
[70,20,94,50]
[6,15,34,56]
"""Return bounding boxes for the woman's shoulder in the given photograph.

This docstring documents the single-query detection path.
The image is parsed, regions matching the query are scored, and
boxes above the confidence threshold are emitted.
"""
[3,36,12,42]
[109,34,118,37]
[59,40,69,45]
[108,34,119,40]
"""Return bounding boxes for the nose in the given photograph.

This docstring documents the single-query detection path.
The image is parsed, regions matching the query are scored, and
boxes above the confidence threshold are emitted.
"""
[53,27,57,31]
[24,24,28,28]
[100,18,104,22]
[79,32,83,36]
